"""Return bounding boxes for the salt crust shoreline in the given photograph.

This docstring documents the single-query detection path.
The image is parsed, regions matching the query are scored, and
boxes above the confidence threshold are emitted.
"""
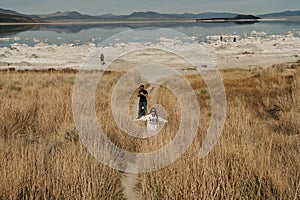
[0,32,299,70]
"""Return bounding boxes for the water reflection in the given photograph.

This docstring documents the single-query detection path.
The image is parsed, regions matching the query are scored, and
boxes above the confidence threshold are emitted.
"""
[0,24,42,37]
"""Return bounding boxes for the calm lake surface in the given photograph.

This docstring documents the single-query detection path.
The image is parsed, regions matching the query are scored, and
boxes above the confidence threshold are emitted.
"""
[0,21,299,47]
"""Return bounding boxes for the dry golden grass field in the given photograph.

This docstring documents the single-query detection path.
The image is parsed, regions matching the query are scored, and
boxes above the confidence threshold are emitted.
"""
[0,61,299,199]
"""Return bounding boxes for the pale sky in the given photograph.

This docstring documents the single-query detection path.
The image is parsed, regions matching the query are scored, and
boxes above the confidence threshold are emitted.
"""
[0,0,299,15]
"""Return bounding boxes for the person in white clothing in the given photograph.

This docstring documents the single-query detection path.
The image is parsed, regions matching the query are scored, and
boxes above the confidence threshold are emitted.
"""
[134,107,168,138]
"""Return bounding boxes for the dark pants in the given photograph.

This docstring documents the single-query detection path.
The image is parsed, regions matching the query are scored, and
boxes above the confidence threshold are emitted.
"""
[138,102,147,118]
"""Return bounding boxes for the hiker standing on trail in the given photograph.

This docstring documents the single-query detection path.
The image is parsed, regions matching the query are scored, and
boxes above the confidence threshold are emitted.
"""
[134,107,168,137]
[137,84,148,118]
[100,53,105,65]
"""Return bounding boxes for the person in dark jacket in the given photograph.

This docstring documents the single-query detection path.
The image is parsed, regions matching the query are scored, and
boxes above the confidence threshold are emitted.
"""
[137,84,148,118]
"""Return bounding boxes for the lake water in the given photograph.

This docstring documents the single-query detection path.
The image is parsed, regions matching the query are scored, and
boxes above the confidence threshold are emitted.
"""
[0,20,299,47]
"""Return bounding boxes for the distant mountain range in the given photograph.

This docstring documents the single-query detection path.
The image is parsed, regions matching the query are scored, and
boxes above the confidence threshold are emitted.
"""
[0,8,300,23]
[258,10,300,19]
[34,11,240,21]
[0,8,44,23]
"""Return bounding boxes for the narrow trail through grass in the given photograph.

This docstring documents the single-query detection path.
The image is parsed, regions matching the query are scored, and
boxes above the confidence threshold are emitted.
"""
[121,84,158,200]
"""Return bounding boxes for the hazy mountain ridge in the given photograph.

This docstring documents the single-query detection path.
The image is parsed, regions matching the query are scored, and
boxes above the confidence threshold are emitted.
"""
[0,8,44,23]
[36,11,100,20]
[0,8,300,23]
[169,12,238,19]
[37,11,240,21]
[258,10,300,18]
[35,10,300,21]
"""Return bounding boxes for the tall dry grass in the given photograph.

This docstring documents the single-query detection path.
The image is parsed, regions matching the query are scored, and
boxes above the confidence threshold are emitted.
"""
[0,61,299,199]
[0,70,124,199]
[136,63,300,199]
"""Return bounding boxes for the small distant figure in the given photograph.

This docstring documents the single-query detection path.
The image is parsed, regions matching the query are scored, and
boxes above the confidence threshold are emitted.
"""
[137,84,148,118]
[100,53,105,65]
[220,35,223,42]
[233,37,237,42]
[134,107,168,137]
